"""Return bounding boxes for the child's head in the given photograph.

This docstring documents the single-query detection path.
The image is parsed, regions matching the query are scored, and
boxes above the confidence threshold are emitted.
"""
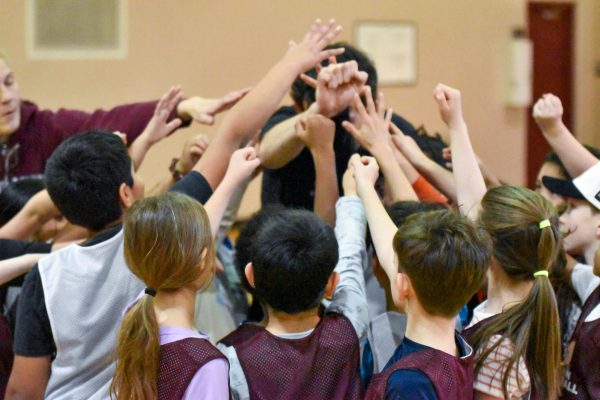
[247,208,338,314]
[112,192,214,399]
[45,130,144,231]
[392,209,489,318]
[476,185,561,399]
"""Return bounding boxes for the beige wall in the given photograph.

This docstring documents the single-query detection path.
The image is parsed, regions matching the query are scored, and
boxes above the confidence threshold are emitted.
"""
[1,0,599,217]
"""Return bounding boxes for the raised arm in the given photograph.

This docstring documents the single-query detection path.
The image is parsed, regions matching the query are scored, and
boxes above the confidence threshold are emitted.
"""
[0,190,60,240]
[195,19,343,189]
[342,87,418,203]
[533,94,599,176]
[296,114,338,225]
[203,147,261,238]
[433,84,485,219]
[259,59,367,169]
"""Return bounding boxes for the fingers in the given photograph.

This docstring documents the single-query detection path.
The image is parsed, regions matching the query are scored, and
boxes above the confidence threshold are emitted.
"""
[319,47,345,62]
[165,118,183,134]
[341,120,362,142]
[300,73,318,88]
[315,19,342,48]
[389,122,403,136]
[364,86,376,115]
[352,92,368,119]
[156,85,183,116]
[195,114,215,125]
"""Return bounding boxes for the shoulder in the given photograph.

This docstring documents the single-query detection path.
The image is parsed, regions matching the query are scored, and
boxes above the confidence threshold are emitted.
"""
[386,369,437,400]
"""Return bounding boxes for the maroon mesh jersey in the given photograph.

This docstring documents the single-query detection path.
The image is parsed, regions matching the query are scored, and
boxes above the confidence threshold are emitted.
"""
[157,337,228,399]
[561,285,600,399]
[0,314,12,400]
[365,347,474,400]
[219,312,363,400]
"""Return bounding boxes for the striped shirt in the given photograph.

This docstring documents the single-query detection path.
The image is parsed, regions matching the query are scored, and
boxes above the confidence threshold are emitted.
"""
[467,301,531,399]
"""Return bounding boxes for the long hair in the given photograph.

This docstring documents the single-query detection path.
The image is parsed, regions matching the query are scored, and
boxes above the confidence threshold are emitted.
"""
[471,185,561,399]
[110,192,215,399]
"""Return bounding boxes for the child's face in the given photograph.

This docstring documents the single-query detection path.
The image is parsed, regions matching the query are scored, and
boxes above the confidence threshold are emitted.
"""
[535,161,566,211]
[559,198,600,255]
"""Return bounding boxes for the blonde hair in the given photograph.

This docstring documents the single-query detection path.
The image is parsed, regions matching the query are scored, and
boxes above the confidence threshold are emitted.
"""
[111,192,215,399]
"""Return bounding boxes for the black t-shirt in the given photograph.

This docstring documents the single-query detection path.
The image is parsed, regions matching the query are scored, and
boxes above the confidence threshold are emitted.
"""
[13,171,213,357]
[260,106,422,210]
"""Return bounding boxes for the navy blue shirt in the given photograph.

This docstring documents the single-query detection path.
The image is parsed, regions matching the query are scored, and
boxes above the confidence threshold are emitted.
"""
[383,334,469,400]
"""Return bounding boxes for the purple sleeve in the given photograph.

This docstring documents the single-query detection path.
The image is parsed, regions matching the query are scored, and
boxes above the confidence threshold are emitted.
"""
[182,358,230,400]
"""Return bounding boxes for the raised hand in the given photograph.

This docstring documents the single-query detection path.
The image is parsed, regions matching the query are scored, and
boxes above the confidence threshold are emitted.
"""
[295,114,335,154]
[302,60,368,117]
[284,19,344,73]
[533,93,565,135]
[177,87,251,126]
[433,84,465,129]
[351,154,380,189]
[341,86,392,157]
[141,86,184,145]
[177,134,210,174]
[223,146,261,186]
[342,155,360,196]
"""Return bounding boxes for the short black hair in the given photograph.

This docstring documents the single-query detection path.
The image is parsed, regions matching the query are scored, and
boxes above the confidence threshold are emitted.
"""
[234,204,286,293]
[387,201,448,227]
[290,42,377,111]
[45,130,133,231]
[0,178,45,226]
[252,209,338,314]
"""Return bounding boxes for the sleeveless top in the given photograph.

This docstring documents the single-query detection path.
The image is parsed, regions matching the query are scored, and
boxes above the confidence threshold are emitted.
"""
[561,285,600,399]
[38,229,144,400]
[365,346,474,400]
[157,337,228,399]
[219,312,363,400]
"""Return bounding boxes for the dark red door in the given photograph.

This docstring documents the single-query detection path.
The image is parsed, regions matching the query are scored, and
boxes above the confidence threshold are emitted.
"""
[527,2,574,187]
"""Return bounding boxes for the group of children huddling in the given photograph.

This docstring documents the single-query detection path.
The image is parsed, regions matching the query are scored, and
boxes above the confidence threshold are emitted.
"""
[0,18,599,400]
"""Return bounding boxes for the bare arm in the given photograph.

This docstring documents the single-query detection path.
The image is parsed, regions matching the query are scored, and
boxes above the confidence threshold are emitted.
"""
[433,84,486,219]
[533,94,599,177]
[296,115,338,225]
[6,355,51,400]
[195,19,344,190]
[203,147,261,238]
[342,88,418,203]
[0,254,45,285]
[0,190,60,240]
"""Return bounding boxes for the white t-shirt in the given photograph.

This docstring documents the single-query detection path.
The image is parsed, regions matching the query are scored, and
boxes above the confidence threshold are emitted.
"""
[571,263,600,322]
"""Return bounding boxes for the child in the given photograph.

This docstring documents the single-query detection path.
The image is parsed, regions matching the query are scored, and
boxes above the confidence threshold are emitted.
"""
[111,192,227,399]
[531,93,600,399]
[218,166,369,399]
[440,83,562,399]
[353,154,490,400]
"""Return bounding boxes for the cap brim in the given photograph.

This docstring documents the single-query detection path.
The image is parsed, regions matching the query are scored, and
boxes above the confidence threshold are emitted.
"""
[541,176,586,200]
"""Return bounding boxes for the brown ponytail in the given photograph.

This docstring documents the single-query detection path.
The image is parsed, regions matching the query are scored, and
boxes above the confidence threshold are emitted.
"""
[471,186,561,399]
[110,192,214,399]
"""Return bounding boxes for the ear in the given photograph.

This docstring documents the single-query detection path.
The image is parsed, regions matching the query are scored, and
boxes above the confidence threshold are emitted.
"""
[245,262,256,289]
[324,272,340,300]
[595,222,600,240]
[198,248,209,272]
[395,273,412,301]
[118,183,135,210]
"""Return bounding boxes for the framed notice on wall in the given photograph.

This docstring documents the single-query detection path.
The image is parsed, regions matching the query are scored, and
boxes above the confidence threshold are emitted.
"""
[26,0,128,59]
[354,21,417,86]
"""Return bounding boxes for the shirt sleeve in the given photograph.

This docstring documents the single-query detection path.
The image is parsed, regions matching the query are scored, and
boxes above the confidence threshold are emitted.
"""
[326,196,370,341]
[571,263,600,303]
[411,176,448,205]
[385,369,438,400]
[0,239,52,261]
[13,265,56,357]
[169,171,213,204]
[182,358,230,400]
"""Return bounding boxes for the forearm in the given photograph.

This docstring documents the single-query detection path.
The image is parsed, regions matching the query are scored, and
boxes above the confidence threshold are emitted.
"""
[0,254,44,285]
[375,147,418,203]
[542,122,598,177]
[412,157,457,203]
[357,183,398,280]
[203,179,240,238]
[259,113,308,169]
[196,59,303,189]
[127,135,152,171]
[450,122,486,218]
[0,192,59,241]
[215,176,251,247]
[311,148,338,225]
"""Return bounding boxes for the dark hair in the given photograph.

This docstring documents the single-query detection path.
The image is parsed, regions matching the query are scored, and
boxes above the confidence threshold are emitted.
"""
[45,130,134,231]
[290,42,377,111]
[252,209,338,314]
[473,185,561,399]
[234,204,286,293]
[0,178,45,226]
[392,209,490,317]
[387,201,448,227]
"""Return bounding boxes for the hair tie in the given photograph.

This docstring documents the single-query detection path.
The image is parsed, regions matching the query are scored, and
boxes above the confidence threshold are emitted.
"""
[538,219,551,230]
[533,270,549,278]
[144,287,157,297]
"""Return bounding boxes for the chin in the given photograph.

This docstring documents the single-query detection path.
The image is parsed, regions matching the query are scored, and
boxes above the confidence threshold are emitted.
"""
[0,117,20,137]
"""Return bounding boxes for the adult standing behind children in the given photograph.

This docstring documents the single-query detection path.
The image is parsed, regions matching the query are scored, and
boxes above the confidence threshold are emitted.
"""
[0,52,248,183]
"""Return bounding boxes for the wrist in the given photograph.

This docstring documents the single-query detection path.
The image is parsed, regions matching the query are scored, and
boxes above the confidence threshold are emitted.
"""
[310,146,335,158]
[448,119,467,132]
[543,120,568,138]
